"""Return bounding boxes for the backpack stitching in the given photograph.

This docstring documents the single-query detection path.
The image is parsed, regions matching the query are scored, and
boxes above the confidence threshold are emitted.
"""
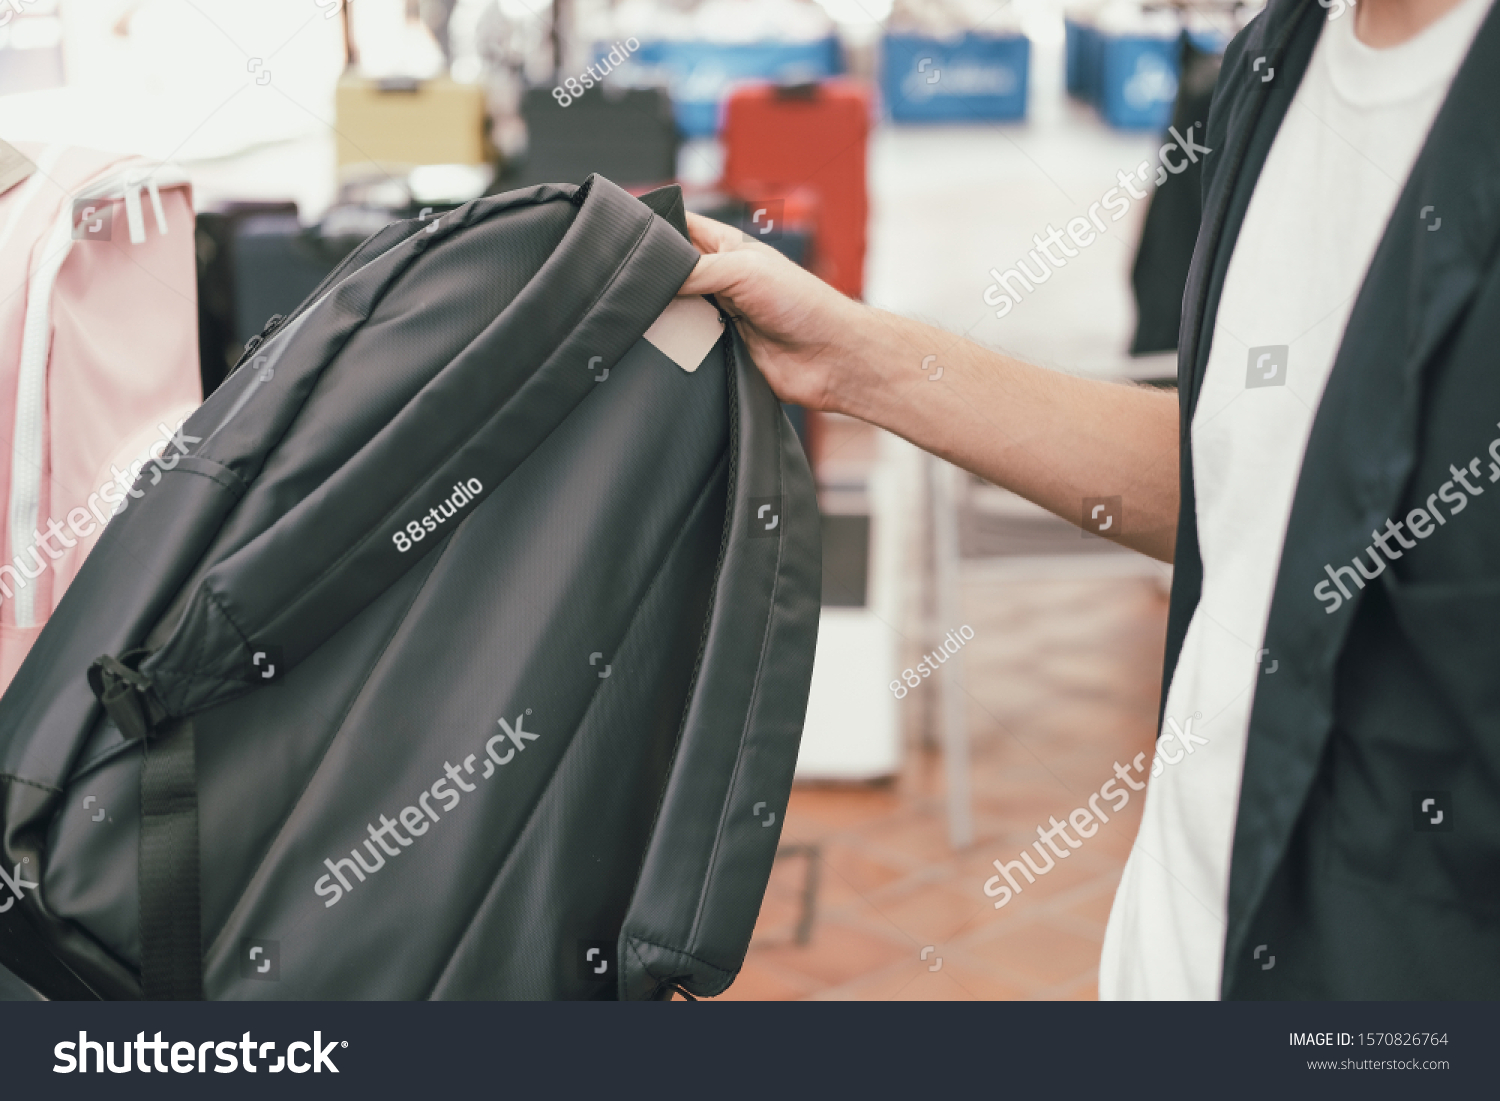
[0,771,61,794]
[623,934,736,999]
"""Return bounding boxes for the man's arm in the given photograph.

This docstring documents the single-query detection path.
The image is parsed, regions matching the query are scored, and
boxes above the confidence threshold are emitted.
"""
[680,213,1181,562]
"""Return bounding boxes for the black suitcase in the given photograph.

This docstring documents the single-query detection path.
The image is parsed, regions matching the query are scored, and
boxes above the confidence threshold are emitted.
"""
[232,213,374,352]
[195,201,299,397]
[197,174,488,396]
[196,205,381,396]
[510,85,679,190]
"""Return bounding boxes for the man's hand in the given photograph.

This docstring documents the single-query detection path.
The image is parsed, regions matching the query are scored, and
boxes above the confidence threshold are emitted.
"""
[681,212,868,412]
[677,212,1181,562]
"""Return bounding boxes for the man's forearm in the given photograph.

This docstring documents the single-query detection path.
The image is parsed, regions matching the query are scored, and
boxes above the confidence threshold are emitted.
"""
[828,308,1180,562]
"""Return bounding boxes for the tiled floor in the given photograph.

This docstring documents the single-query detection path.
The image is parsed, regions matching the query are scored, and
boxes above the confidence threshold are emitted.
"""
[712,563,1168,1000]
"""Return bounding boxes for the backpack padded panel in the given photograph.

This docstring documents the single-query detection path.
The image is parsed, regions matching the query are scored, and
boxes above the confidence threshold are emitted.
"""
[0,176,819,1000]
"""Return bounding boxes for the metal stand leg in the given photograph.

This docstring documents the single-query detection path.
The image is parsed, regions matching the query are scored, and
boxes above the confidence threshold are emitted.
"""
[774,843,821,946]
[929,456,974,850]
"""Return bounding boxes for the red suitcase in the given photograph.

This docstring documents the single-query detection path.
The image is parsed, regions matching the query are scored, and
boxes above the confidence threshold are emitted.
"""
[721,79,871,299]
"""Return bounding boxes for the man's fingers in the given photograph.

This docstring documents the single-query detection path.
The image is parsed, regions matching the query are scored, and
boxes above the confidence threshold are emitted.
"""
[685,211,743,255]
[679,249,747,298]
[682,214,751,300]
[678,253,717,297]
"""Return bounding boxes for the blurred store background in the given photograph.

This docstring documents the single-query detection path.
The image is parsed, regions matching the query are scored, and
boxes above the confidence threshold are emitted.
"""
[0,0,1258,999]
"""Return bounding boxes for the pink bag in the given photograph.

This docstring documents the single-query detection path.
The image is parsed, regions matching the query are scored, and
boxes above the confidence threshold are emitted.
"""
[0,143,202,691]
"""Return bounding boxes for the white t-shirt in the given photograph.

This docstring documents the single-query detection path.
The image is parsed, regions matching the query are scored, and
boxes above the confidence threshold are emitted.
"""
[1099,0,1494,1000]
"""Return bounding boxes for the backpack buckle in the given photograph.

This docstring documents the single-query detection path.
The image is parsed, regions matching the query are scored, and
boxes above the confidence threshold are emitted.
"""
[87,649,166,742]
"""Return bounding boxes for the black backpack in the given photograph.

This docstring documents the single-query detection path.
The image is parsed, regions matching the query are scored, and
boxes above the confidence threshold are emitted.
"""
[0,176,820,1000]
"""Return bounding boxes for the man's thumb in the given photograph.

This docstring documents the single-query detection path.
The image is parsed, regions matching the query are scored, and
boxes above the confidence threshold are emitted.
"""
[678,249,748,298]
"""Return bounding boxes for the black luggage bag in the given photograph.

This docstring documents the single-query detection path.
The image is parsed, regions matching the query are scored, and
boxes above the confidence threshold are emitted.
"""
[510,85,679,191]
